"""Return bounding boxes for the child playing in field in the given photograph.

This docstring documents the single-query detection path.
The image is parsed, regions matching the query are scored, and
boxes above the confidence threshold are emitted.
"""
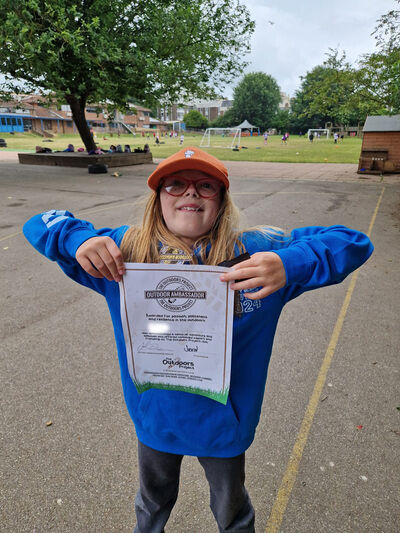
[23,147,373,532]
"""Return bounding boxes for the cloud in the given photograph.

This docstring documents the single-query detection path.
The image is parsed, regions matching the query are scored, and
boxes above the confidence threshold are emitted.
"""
[224,0,396,97]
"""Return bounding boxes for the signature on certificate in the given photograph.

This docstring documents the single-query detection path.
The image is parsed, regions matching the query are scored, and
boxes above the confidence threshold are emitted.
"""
[137,341,173,355]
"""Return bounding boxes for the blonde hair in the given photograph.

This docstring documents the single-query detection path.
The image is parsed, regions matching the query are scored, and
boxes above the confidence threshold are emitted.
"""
[120,189,246,265]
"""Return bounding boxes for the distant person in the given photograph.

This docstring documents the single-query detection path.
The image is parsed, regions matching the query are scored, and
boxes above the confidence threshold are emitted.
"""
[124,145,131,153]
[334,132,339,144]
[109,145,117,152]
[36,145,52,153]
[180,134,184,145]
[143,143,150,153]
[155,135,160,145]
[63,144,74,152]
[263,132,268,145]
[281,134,287,144]
[309,133,314,142]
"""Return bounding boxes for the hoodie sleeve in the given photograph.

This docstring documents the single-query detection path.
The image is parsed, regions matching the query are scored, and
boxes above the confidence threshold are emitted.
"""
[272,225,374,303]
[23,210,129,295]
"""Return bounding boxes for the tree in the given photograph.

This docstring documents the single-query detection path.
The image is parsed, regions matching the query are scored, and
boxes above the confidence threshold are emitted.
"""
[231,72,281,131]
[270,109,292,134]
[290,51,379,129]
[356,0,400,114]
[0,0,254,151]
[183,110,208,129]
[209,108,238,128]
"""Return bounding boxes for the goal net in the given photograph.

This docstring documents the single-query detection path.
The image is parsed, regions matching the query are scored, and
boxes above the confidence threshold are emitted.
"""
[200,128,241,149]
[307,128,330,139]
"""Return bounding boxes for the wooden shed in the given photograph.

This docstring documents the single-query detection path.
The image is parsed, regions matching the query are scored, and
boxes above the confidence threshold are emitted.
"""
[358,115,400,175]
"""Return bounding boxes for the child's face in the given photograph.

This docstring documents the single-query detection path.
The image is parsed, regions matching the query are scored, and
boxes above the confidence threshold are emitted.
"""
[160,170,222,248]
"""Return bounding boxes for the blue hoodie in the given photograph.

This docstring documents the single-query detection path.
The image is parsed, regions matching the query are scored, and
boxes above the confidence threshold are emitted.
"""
[23,210,373,458]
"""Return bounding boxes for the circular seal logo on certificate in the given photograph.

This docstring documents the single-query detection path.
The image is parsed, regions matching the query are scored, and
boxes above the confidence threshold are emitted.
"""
[156,276,197,312]
[143,276,208,312]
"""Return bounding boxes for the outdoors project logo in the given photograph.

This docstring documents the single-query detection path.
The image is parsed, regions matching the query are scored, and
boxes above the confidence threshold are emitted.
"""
[184,149,195,158]
[163,357,195,370]
[145,276,206,312]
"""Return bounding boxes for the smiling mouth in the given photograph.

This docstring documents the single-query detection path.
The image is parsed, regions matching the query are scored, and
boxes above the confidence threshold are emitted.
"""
[178,206,203,212]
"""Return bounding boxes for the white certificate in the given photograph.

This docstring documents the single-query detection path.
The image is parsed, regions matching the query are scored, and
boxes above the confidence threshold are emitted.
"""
[119,263,234,404]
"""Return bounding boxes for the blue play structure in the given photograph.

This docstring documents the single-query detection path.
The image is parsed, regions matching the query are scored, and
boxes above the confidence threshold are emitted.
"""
[0,114,24,133]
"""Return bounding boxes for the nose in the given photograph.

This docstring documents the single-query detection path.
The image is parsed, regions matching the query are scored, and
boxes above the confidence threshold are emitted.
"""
[185,182,199,196]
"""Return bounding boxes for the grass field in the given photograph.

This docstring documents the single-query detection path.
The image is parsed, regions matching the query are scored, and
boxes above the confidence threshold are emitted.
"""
[0,131,362,164]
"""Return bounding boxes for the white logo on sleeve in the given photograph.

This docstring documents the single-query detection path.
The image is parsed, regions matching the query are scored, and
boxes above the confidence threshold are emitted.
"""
[184,150,195,158]
[42,210,68,228]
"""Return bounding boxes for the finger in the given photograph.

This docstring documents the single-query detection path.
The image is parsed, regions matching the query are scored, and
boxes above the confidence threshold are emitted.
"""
[243,287,273,300]
[78,257,104,279]
[221,266,260,282]
[98,247,122,282]
[105,240,125,275]
[89,252,115,281]
[229,277,265,292]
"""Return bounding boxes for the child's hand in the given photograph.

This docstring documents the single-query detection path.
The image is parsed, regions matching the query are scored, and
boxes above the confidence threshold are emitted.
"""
[75,237,125,282]
[220,252,286,299]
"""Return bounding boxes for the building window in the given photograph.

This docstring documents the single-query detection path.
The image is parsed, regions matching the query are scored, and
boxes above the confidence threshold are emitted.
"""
[23,119,32,131]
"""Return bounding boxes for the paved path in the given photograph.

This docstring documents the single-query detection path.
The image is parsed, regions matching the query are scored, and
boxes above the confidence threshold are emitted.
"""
[3,150,400,184]
[1,154,399,533]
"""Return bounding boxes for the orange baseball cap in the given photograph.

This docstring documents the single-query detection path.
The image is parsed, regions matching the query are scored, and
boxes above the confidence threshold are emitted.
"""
[147,146,229,190]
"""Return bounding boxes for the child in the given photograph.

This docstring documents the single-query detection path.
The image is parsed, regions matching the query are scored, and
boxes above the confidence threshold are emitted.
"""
[23,147,373,533]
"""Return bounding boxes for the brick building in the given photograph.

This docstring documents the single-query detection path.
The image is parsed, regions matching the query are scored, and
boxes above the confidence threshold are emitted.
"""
[358,115,400,174]
[0,95,154,136]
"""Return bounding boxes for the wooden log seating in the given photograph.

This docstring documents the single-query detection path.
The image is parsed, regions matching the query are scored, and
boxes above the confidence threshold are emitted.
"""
[18,151,153,168]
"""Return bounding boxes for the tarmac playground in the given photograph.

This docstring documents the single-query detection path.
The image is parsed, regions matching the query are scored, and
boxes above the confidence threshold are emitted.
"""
[1,152,399,532]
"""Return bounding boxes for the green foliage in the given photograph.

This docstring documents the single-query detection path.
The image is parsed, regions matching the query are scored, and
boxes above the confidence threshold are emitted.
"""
[270,109,292,133]
[209,108,238,128]
[356,1,400,114]
[290,50,386,129]
[291,1,400,126]
[232,72,281,131]
[0,0,254,149]
[183,110,208,129]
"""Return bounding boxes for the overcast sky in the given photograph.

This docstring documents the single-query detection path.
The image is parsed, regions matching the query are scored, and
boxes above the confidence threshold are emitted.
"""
[224,0,397,98]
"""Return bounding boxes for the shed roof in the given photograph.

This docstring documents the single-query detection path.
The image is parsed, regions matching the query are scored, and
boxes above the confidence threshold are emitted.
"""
[363,115,400,132]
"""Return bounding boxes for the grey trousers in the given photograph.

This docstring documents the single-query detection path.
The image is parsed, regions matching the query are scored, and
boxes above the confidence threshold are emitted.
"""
[134,441,255,533]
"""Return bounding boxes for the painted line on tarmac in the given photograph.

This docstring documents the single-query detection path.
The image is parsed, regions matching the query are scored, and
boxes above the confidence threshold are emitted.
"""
[0,202,137,243]
[265,186,385,533]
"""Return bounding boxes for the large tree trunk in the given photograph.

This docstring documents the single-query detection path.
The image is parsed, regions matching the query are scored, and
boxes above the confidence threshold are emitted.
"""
[65,94,96,152]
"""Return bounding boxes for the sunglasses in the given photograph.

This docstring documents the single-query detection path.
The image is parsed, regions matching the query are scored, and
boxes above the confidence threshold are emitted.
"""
[161,176,222,199]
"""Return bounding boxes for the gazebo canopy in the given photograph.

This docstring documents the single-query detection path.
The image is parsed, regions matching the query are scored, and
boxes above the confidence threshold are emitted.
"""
[235,119,257,130]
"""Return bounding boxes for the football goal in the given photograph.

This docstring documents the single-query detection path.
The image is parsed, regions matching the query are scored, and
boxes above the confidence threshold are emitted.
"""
[200,128,241,149]
[307,128,330,139]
